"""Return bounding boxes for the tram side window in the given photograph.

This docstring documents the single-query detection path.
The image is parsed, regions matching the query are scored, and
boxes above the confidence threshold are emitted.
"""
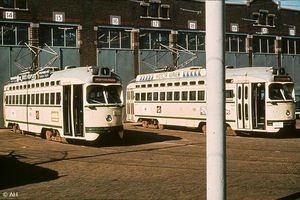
[190,91,196,100]
[226,90,234,99]
[23,94,26,105]
[147,92,152,101]
[50,93,55,105]
[182,91,188,100]
[40,93,44,104]
[8,96,11,104]
[167,92,173,101]
[27,94,30,104]
[45,93,49,104]
[16,95,19,104]
[36,94,39,104]
[20,95,23,104]
[174,92,180,100]
[198,91,205,101]
[153,92,158,101]
[160,92,165,101]
[12,95,15,104]
[136,93,140,101]
[31,94,34,104]
[56,92,60,105]
[141,93,146,101]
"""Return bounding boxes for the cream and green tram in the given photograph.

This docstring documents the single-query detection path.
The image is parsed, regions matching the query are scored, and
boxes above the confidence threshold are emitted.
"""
[3,66,124,142]
[126,66,296,136]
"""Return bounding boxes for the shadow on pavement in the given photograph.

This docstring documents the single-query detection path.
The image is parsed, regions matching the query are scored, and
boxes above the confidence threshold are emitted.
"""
[0,153,59,190]
[235,128,300,139]
[66,126,182,147]
[278,191,300,200]
[121,129,182,145]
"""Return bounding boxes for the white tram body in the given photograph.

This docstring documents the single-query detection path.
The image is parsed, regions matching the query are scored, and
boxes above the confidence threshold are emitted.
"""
[3,66,124,142]
[126,66,296,135]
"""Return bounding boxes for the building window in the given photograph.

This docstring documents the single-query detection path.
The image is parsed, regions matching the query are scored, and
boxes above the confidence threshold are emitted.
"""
[178,32,205,51]
[139,30,169,49]
[141,3,149,17]
[3,0,14,8]
[282,38,300,54]
[140,1,170,19]
[226,34,246,52]
[150,3,159,18]
[97,28,130,49]
[161,5,169,19]
[0,24,29,45]
[253,10,275,27]
[268,14,275,27]
[40,26,77,47]
[1,0,27,9]
[259,12,267,26]
[253,36,275,53]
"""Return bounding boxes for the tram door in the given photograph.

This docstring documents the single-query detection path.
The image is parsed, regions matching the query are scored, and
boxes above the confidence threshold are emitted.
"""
[63,85,84,137]
[252,83,265,130]
[237,83,251,129]
[126,89,135,121]
[63,86,72,135]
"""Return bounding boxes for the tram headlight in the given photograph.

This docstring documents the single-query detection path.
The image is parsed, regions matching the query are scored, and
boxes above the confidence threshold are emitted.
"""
[286,110,291,116]
[106,114,112,122]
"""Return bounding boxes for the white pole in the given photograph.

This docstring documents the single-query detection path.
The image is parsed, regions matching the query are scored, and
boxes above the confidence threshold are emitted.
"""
[205,0,226,200]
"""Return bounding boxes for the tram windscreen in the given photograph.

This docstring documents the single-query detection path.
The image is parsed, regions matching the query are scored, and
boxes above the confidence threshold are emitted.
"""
[268,83,293,101]
[87,85,122,104]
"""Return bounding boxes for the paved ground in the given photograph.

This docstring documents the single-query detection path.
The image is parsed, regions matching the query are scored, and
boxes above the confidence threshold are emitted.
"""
[0,121,300,199]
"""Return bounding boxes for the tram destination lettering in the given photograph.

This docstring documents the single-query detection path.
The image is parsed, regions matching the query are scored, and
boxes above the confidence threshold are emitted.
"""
[155,71,180,80]
[274,76,292,82]
[10,71,51,83]
[93,76,117,83]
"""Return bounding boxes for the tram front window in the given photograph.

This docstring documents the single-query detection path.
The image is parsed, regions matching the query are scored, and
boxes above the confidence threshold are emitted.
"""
[269,83,293,101]
[87,85,122,104]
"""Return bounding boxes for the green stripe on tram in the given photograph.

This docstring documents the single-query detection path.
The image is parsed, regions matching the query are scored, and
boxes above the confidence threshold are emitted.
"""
[6,119,62,129]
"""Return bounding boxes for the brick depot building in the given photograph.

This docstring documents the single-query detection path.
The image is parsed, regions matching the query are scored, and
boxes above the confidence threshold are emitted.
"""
[0,0,300,126]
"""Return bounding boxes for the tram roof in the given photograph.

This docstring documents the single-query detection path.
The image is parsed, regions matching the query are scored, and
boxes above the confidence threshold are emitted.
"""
[225,67,282,82]
[50,66,121,84]
[135,66,290,83]
[50,66,93,83]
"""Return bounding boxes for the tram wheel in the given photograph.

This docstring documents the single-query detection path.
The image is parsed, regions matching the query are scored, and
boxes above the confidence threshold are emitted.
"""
[226,125,236,136]
[45,130,53,141]
[201,125,207,134]
[142,120,149,128]
[158,123,164,130]
[12,124,17,133]
[12,124,21,134]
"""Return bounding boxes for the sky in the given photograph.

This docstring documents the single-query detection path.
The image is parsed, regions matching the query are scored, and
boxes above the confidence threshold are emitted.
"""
[225,0,300,10]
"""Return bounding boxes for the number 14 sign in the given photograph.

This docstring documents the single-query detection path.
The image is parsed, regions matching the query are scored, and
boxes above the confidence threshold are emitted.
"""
[3,11,15,19]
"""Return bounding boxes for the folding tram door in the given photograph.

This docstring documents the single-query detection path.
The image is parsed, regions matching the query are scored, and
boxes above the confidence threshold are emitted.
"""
[126,88,135,122]
[63,85,84,137]
[237,83,251,130]
[236,83,266,131]
[252,83,265,130]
